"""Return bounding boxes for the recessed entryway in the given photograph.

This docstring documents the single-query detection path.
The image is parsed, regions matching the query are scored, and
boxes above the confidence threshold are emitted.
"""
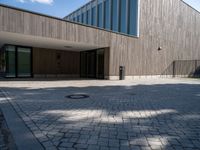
[80,49,105,79]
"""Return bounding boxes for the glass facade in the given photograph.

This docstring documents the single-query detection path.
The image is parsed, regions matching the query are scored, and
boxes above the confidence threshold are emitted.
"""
[80,49,105,79]
[65,0,139,37]
[77,15,81,23]
[4,45,32,78]
[111,0,119,32]
[86,10,91,25]
[104,0,110,29]
[17,47,32,77]
[81,13,85,24]
[129,0,139,35]
[97,3,103,28]
[91,6,96,26]
[120,0,127,33]
[5,45,16,77]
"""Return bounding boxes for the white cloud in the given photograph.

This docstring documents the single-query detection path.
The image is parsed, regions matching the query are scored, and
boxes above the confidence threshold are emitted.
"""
[17,0,54,5]
[31,0,53,5]
[17,0,26,3]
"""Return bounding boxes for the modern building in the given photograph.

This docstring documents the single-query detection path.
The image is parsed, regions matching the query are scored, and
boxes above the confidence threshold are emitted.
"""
[0,0,200,79]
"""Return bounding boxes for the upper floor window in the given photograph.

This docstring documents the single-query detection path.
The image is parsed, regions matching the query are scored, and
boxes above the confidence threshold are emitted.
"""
[65,0,139,37]
[97,3,103,28]
[120,0,128,34]
[86,9,91,25]
[111,0,119,32]
[91,6,96,26]
[104,0,110,30]
[129,0,139,36]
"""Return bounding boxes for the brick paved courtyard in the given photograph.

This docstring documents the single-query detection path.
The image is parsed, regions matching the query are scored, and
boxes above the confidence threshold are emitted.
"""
[0,109,16,150]
[0,78,200,150]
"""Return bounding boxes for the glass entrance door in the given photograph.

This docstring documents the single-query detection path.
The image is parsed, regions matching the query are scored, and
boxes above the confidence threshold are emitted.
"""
[87,51,96,78]
[96,49,104,79]
[80,51,96,78]
[17,47,32,77]
[80,49,104,79]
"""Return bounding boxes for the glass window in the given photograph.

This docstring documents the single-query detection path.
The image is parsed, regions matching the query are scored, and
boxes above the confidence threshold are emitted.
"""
[77,15,81,22]
[5,45,16,77]
[111,0,118,31]
[73,13,77,22]
[0,49,6,73]
[17,47,31,77]
[120,0,127,33]
[92,6,96,26]
[82,13,86,24]
[98,3,103,28]
[129,0,138,36]
[104,0,110,30]
[70,15,73,21]
[86,10,91,25]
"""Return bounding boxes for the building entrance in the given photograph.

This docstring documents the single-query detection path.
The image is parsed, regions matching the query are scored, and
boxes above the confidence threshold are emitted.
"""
[80,49,104,79]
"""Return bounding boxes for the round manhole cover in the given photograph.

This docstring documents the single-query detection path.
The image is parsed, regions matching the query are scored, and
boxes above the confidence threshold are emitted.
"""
[66,94,89,99]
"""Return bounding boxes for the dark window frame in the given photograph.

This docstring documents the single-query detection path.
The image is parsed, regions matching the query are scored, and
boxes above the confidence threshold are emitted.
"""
[4,44,33,78]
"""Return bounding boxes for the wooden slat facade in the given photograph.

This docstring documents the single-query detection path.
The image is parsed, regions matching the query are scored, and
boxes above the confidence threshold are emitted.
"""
[0,0,200,78]
[32,48,80,77]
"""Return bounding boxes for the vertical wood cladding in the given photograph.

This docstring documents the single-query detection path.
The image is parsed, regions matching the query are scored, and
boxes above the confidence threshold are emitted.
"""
[109,0,200,76]
[32,48,80,75]
[1,0,200,76]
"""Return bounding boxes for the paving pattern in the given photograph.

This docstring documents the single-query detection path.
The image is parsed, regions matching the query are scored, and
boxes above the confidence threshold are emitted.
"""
[0,78,200,150]
[0,109,16,150]
[0,110,8,150]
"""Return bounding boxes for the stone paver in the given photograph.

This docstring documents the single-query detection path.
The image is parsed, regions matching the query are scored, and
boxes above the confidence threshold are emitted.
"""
[0,109,16,150]
[0,78,200,150]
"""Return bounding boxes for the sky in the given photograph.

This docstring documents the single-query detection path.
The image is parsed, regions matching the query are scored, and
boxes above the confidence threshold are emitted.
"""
[0,0,200,18]
[184,0,200,12]
[0,0,90,18]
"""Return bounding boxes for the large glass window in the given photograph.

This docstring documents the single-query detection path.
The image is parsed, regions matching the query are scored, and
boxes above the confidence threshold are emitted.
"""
[5,45,16,77]
[17,47,31,77]
[77,15,81,23]
[129,0,138,36]
[73,17,76,22]
[120,0,128,34]
[65,0,139,36]
[104,0,110,30]
[97,3,103,28]
[0,49,6,74]
[111,0,119,32]
[82,12,86,24]
[73,13,77,22]
[5,45,32,78]
[91,6,96,26]
[86,10,91,25]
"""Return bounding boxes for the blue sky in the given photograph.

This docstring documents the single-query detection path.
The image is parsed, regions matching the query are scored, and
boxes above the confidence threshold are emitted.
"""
[184,0,200,12]
[0,0,200,18]
[0,0,90,18]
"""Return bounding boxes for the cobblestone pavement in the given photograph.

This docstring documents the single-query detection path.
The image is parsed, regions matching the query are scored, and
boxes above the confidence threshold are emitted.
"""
[0,109,16,150]
[0,78,200,150]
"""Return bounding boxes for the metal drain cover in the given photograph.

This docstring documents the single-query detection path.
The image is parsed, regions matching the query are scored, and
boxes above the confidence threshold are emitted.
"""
[66,94,89,99]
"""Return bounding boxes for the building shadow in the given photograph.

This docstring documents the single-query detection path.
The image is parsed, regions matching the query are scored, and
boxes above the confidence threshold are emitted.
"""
[1,82,200,149]
[162,60,200,78]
